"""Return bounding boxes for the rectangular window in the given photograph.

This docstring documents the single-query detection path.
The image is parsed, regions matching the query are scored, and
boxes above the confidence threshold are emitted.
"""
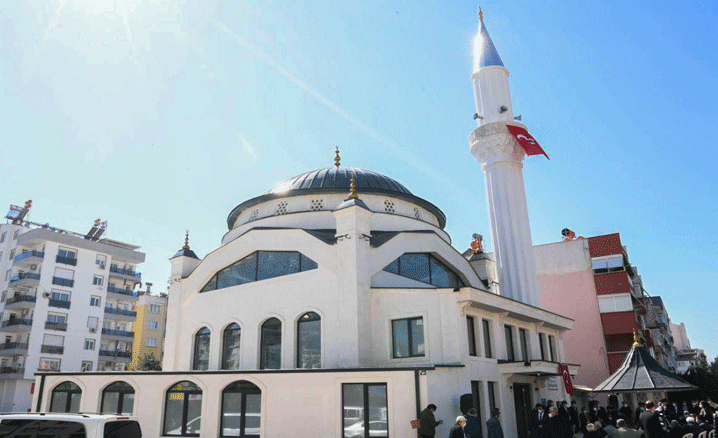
[96,255,106,268]
[548,335,556,362]
[342,383,388,438]
[0,232,5,243]
[9,250,15,260]
[488,381,498,413]
[519,328,529,361]
[47,313,68,324]
[391,317,425,358]
[84,339,95,350]
[482,319,493,358]
[90,296,101,307]
[470,381,484,435]
[87,316,99,329]
[5,270,11,281]
[39,357,61,371]
[43,334,64,346]
[539,333,547,361]
[146,338,157,347]
[81,361,93,372]
[504,325,515,361]
[51,290,70,301]
[147,321,158,330]
[13,230,19,240]
[150,304,161,313]
[93,275,104,286]
[467,316,477,357]
[57,247,77,259]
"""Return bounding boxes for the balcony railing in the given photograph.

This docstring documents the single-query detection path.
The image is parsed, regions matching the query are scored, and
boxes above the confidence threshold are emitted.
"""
[0,367,24,375]
[9,272,41,284]
[45,321,68,331]
[109,266,141,279]
[41,345,64,355]
[107,285,138,297]
[1,319,33,328]
[5,295,37,305]
[55,255,77,266]
[48,299,71,309]
[101,328,135,338]
[0,342,29,352]
[14,250,44,262]
[104,307,137,317]
[99,349,132,359]
[52,277,74,287]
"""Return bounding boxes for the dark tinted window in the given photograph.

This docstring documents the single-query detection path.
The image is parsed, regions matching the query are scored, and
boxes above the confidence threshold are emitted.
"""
[104,420,142,438]
[383,253,463,288]
[0,419,86,438]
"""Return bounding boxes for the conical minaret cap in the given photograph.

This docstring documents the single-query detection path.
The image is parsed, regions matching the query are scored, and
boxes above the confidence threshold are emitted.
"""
[473,8,504,73]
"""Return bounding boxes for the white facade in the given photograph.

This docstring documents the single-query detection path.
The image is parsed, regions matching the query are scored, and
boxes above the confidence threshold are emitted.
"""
[0,220,144,412]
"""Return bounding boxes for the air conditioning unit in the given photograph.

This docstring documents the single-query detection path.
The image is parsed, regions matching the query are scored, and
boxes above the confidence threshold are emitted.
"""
[42,292,51,298]
[30,264,37,270]
[98,264,106,270]
[89,328,97,333]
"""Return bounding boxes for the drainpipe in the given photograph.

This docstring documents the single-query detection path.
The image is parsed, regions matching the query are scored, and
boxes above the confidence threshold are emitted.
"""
[35,374,46,412]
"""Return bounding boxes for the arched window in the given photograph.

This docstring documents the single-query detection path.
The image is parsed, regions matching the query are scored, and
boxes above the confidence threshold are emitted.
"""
[259,318,281,370]
[221,381,262,437]
[383,253,464,288]
[193,327,210,370]
[222,323,241,370]
[164,381,202,436]
[49,381,81,412]
[101,381,135,415]
[296,312,321,369]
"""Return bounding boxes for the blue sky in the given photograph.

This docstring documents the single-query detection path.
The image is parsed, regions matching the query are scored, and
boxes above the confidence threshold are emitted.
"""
[1,1,716,359]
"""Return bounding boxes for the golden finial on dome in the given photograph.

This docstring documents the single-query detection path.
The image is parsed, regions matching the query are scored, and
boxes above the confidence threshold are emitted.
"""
[632,329,642,348]
[478,5,483,21]
[348,171,358,199]
[183,230,190,250]
[334,146,341,168]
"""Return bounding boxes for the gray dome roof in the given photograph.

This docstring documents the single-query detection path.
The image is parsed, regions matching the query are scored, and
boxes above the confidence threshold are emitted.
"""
[267,167,412,196]
[226,167,446,230]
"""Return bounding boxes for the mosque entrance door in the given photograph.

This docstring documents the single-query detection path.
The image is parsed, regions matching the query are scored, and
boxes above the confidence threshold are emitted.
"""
[512,383,532,438]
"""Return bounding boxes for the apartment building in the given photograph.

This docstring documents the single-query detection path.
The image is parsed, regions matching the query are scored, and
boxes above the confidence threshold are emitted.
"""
[129,289,167,369]
[0,204,144,412]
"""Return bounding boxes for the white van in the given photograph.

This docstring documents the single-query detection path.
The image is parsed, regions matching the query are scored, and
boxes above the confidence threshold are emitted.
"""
[0,413,142,438]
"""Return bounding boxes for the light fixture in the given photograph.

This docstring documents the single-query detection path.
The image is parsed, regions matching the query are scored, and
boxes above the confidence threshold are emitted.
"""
[499,105,508,113]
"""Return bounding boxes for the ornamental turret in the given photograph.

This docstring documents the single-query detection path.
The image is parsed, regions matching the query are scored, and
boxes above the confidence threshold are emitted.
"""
[469,9,540,307]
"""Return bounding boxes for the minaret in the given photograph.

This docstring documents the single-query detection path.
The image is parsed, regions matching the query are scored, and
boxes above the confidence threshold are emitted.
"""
[469,9,540,307]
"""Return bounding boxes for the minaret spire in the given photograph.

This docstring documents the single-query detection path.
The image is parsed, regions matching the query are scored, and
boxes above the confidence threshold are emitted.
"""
[468,11,540,307]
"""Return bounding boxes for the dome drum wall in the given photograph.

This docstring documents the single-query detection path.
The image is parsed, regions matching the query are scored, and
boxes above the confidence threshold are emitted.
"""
[222,193,449,246]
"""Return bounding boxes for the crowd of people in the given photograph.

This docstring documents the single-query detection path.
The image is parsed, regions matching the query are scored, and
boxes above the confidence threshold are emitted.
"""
[418,397,718,438]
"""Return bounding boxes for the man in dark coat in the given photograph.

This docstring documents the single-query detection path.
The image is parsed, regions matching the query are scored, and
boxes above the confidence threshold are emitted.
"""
[545,407,574,438]
[619,401,633,426]
[529,403,548,437]
[635,402,646,428]
[463,408,483,438]
[486,409,504,438]
[640,401,666,438]
[568,400,580,433]
[418,404,443,438]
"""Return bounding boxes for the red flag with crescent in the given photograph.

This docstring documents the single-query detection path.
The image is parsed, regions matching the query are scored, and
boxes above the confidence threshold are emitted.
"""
[559,363,574,395]
[506,125,550,159]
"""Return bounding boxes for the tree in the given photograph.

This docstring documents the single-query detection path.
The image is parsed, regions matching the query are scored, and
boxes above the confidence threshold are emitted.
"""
[132,352,162,371]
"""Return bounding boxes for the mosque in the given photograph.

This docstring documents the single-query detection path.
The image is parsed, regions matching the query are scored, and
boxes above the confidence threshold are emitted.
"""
[32,11,579,438]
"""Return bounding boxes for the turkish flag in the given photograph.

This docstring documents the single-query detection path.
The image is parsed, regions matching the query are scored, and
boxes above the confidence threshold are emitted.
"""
[559,363,574,395]
[506,125,549,159]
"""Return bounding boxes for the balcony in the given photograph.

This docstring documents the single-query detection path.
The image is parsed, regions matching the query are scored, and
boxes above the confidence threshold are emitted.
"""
[109,266,142,283]
[98,349,133,363]
[106,285,139,300]
[55,255,77,266]
[101,328,135,341]
[1,319,33,332]
[41,345,64,355]
[13,250,44,267]
[52,277,74,288]
[104,307,137,321]
[9,272,41,288]
[0,342,29,356]
[0,367,25,379]
[48,298,71,309]
[45,321,68,332]
[4,294,37,310]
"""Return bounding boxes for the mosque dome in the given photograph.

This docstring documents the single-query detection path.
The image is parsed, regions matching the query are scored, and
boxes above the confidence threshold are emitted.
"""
[226,166,446,230]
